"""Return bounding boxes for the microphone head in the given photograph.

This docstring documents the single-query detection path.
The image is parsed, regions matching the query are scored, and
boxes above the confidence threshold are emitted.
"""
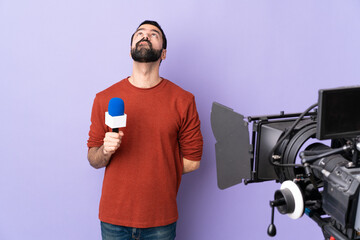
[108,97,125,116]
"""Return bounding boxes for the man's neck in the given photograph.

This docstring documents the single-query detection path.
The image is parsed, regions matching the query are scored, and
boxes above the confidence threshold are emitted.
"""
[129,61,162,88]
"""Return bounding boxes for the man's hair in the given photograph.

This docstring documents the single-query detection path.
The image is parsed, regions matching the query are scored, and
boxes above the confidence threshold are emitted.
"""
[131,20,167,49]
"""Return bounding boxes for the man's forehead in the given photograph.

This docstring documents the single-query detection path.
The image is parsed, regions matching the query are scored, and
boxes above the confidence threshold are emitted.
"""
[136,24,161,35]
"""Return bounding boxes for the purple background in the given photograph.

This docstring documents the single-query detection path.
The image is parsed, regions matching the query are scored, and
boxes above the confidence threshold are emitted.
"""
[1,1,360,239]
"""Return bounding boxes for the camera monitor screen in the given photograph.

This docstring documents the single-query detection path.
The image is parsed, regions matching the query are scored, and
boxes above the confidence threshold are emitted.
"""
[317,86,360,140]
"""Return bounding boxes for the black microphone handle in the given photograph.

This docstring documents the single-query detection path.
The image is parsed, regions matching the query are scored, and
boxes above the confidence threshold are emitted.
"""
[112,128,119,133]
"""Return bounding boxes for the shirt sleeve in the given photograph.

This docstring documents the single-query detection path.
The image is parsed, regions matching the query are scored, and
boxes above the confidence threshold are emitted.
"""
[178,95,203,161]
[87,94,107,148]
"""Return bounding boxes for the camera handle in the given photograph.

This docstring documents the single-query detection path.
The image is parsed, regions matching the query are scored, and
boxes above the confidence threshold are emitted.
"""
[267,202,278,237]
[267,192,294,237]
[267,181,304,237]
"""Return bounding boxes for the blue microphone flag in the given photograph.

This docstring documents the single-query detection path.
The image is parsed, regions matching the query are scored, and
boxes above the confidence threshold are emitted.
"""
[108,98,124,117]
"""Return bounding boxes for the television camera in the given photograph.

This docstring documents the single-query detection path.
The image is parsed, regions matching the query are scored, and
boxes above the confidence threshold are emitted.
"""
[211,86,360,240]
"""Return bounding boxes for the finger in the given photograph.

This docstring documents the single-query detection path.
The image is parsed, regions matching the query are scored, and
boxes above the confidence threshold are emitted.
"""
[107,132,124,140]
[104,143,119,151]
[104,135,120,143]
[104,137,121,145]
[103,148,115,155]
[104,140,121,147]
[105,132,120,138]
[106,146,116,152]
[104,139,121,149]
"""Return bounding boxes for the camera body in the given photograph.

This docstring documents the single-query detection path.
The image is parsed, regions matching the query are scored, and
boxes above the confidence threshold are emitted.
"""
[211,86,360,240]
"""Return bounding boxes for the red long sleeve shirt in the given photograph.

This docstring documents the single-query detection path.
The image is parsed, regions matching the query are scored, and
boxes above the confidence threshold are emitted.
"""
[87,78,203,228]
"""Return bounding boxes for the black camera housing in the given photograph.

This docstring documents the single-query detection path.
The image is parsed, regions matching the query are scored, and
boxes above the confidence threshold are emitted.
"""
[211,86,360,240]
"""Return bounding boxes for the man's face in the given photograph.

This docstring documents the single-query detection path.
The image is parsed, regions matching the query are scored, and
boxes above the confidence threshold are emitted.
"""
[131,24,165,63]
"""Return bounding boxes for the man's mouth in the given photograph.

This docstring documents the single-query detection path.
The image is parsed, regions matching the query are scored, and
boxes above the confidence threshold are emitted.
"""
[137,39,151,47]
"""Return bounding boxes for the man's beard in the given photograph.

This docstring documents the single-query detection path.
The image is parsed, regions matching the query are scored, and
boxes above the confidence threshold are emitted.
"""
[131,39,162,63]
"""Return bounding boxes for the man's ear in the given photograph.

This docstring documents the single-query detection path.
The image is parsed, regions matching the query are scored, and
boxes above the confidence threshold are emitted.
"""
[161,49,167,60]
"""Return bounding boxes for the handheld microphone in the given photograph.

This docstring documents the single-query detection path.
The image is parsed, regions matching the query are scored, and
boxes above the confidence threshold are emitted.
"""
[105,97,127,132]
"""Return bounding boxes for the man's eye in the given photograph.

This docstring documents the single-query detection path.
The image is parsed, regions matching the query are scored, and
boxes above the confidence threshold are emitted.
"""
[152,33,158,37]
[137,32,143,36]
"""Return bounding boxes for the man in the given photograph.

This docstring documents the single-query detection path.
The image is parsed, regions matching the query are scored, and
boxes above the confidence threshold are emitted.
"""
[87,20,203,240]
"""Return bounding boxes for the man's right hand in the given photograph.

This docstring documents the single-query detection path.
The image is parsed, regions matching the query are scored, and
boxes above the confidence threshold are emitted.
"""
[103,131,124,155]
